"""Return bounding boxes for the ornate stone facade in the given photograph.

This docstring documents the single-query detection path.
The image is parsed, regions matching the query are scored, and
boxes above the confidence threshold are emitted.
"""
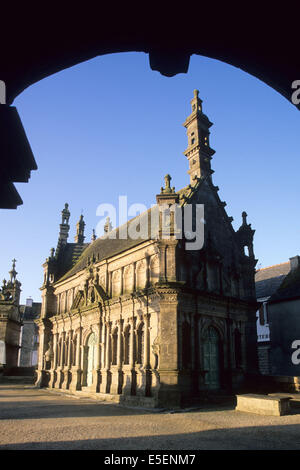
[0,260,22,369]
[35,92,259,407]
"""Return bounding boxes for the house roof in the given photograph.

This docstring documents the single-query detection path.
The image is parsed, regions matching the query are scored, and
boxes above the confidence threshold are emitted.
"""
[56,180,203,283]
[255,262,290,299]
[20,302,41,320]
[269,263,300,303]
[55,175,239,284]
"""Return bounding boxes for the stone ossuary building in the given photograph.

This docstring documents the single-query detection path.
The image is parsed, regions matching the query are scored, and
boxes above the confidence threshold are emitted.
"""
[36,91,259,407]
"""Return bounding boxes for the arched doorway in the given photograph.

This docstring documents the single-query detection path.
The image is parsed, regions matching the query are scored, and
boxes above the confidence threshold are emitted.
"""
[203,326,220,390]
[86,332,97,387]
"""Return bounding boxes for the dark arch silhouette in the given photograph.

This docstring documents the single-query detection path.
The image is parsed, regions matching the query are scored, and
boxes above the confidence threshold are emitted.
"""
[1,7,299,208]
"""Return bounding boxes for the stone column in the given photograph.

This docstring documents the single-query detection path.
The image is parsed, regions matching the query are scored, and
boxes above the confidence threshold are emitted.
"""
[35,318,52,388]
[130,316,136,395]
[111,319,123,395]
[156,292,181,408]
[100,321,111,394]
[90,325,101,393]
[67,331,73,368]
[120,267,124,296]
[53,333,58,369]
[143,314,150,368]
[62,331,72,390]
[133,262,137,291]
[70,327,82,391]
[190,315,195,370]
[137,313,150,397]
[50,332,58,388]
[145,256,150,288]
[158,245,167,283]
[100,322,106,368]
[58,332,65,388]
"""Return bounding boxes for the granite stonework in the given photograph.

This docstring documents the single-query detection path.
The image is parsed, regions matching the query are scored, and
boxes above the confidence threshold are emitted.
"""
[0,260,22,369]
[235,394,291,416]
[35,91,259,408]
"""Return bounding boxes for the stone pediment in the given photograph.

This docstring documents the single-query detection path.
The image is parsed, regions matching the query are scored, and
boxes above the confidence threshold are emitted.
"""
[70,283,108,311]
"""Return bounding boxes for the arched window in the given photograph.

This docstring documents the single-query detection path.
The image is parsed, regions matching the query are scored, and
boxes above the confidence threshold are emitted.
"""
[136,323,144,365]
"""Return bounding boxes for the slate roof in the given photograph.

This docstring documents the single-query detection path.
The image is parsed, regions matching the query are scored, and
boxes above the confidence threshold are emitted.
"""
[255,262,290,299]
[56,176,235,284]
[269,264,300,303]
[20,302,41,321]
[56,242,89,279]
[58,206,160,282]
[56,181,198,283]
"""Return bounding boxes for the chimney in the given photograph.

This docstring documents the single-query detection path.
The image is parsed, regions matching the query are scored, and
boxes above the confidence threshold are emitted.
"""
[289,256,300,271]
[26,297,33,307]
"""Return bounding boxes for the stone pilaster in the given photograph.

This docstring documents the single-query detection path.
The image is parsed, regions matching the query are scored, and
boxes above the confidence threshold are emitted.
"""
[35,318,52,388]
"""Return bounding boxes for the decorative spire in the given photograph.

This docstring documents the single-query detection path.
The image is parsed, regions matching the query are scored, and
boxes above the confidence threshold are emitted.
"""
[9,258,17,283]
[104,216,113,234]
[91,229,97,242]
[183,90,215,184]
[242,211,248,226]
[160,174,175,194]
[75,214,85,244]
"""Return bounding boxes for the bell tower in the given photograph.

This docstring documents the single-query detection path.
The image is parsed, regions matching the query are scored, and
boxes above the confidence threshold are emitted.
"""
[183,90,215,184]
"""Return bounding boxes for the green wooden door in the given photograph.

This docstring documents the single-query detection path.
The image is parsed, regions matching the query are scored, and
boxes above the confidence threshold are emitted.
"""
[203,327,220,390]
[87,333,96,386]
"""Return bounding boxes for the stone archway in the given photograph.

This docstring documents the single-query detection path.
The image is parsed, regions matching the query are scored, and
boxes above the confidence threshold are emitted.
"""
[2,8,299,209]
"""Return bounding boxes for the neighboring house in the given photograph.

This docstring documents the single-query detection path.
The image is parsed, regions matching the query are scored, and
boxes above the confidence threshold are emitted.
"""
[19,298,41,367]
[268,256,300,376]
[36,91,259,408]
[255,262,290,374]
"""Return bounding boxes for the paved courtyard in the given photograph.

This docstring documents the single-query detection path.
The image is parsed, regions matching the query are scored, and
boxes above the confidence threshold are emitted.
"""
[0,384,300,450]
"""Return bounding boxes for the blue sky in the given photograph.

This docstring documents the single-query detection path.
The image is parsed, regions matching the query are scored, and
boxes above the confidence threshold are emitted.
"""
[1,52,299,304]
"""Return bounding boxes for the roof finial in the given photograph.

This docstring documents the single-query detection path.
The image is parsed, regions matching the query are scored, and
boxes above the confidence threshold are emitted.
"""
[74,214,85,244]
[242,211,248,226]
[104,217,113,234]
[91,229,97,242]
[9,258,17,283]
[160,174,175,194]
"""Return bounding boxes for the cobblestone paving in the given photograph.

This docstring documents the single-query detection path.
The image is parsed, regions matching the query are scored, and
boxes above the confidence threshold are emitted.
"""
[0,385,300,450]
